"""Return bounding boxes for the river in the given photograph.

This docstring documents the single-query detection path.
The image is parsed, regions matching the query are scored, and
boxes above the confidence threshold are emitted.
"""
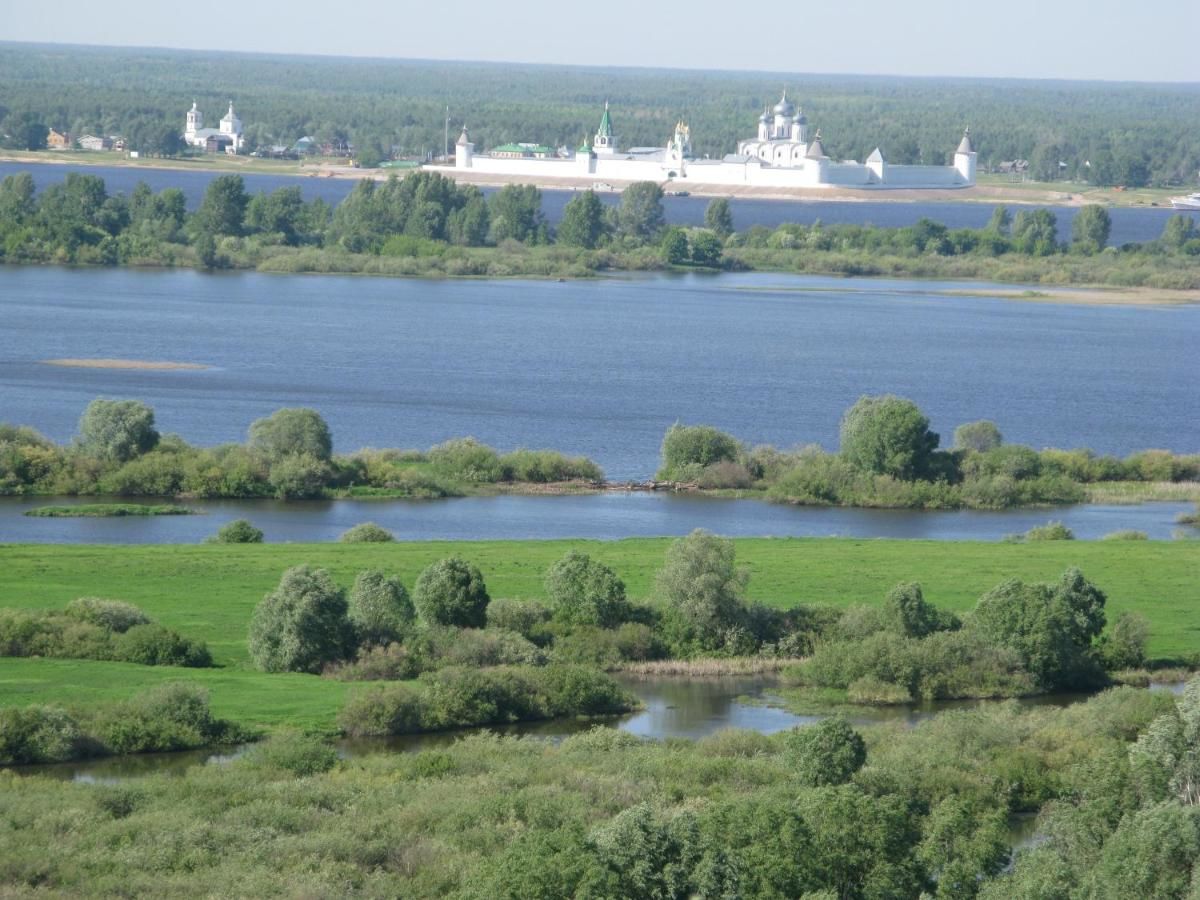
[2,268,1197,482]
[2,160,1196,246]
[0,493,1192,543]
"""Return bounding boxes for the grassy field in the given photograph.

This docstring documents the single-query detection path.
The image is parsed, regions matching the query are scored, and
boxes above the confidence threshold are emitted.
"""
[1,538,1196,730]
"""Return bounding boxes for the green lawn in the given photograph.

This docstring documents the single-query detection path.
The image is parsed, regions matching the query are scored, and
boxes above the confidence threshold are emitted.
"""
[2,538,1197,729]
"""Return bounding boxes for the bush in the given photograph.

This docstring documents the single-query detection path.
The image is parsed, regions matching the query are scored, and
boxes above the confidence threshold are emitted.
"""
[116,624,213,667]
[544,551,630,628]
[93,683,228,755]
[498,448,603,483]
[1099,612,1150,670]
[881,582,951,638]
[64,597,151,633]
[77,398,160,463]
[248,408,333,462]
[243,731,338,776]
[337,681,424,736]
[954,420,1003,453]
[347,570,413,645]
[1025,521,1075,541]
[1102,529,1149,540]
[428,437,503,482]
[208,519,264,543]
[267,452,330,500]
[658,423,741,480]
[485,598,552,640]
[655,529,748,652]
[248,565,354,673]
[338,522,395,543]
[413,557,490,628]
[783,717,867,786]
[0,706,83,764]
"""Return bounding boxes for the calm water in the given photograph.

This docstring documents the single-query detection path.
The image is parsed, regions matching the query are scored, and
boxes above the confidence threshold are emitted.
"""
[12,674,1096,783]
[0,493,1191,543]
[1,268,1197,481]
[2,160,1196,245]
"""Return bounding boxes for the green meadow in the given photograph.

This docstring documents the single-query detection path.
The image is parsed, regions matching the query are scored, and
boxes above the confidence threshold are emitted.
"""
[2,538,1197,730]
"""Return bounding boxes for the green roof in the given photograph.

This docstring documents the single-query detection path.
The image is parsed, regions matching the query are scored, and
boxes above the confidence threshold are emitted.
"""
[597,102,613,138]
[490,143,556,155]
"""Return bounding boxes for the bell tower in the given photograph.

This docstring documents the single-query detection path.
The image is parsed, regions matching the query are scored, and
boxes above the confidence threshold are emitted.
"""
[593,101,619,156]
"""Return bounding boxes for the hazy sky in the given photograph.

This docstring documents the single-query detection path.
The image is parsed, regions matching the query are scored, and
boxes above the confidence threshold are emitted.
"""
[6,0,1199,83]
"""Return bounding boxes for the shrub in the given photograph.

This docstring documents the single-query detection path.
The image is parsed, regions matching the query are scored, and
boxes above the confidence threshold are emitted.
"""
[248,565,354,673]
[1025,521,1075,541]
[208,519,264,543]
[413,557,490,628]
[77,398,160,463]
[881,582,946,638]
[64,597,151,633]
[337,682,425,736]
[695,460,755,489]
[544,550,630,628]
[248,408,333,462]
[0,706,83,764]
[498,448,603,483]
[267,452,330,499]
[658,423,741,480]
[427,437,503,482]
[839,394,940,480]
[1102,530,1149,541]
[486,598,552,640]
[94,683,231,755]
[347,570,413,645]
[655,529,748,652]
[243,731,338,776]
[338,522,395,543]
[117,624,213,667]
[783,717,867,786]
[1099,612,1150,670]
[954,420,1003,453]
[326,642,424,681]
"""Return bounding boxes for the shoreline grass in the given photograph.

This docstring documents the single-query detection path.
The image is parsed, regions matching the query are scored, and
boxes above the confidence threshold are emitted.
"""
[23,503,197,518]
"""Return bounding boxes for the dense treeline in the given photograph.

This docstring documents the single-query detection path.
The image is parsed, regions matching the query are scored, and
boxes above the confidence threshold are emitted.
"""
[4,168,1200,287]
[2,43,1199,185]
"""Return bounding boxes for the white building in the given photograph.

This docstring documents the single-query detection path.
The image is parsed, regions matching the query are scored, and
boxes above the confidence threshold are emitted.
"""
[447,95,976,190]
[183,100,246,154]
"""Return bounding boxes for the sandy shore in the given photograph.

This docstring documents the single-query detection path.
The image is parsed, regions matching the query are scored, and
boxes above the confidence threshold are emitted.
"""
[738,283,1200,307]
[42,358,210,370]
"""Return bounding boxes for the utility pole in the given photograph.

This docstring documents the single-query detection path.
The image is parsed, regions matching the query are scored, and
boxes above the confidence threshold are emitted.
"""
[444,105,449,163]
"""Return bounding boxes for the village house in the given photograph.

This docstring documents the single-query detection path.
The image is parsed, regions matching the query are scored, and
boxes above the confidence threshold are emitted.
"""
[46,129,72,150]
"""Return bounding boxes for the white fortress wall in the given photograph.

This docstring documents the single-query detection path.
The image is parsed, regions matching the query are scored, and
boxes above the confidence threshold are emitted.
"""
[877,164,966,187]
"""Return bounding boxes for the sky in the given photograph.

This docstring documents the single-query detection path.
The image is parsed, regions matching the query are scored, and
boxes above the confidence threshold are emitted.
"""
[4,0,1199,83]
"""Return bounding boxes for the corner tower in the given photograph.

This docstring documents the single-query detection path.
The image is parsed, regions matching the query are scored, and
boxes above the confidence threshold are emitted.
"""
[954,128,977,185]
[455,125,474,168]
[594,101,619,156]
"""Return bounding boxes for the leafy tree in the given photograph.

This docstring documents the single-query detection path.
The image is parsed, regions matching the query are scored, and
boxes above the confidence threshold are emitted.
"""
[245,186,305,245]
[1098,612,1149,670]
[1072,204,1111,254]
[77,399,160,463]
[557,190,607,249]
[248,565,353,673]
[656,529,748,650]
[1130,678,1200,806]
[971,567,1107,689]
[209,519,264,543]
[784,718,867,786]
[446,191,490,246]
[882,582,943,638]
[1087,801,1200,899]
[689,230,724,267]
[7,112,48,151]
[953,420,1003,453]
[1012,208,1059,256]
[489,184,545,244]
[985,206,1012,236]
[266,452,330,500]
[587,804,699,899]
[660,227,689,264]
[616,181,665,241]
[839,394,940,480]
[1161,214,1197,249]
[704,198,734,238]
[348,569,414,645]
[544,550,629,628]
[413,556,490,628]
[194,174,249,237]
[658,423,740,479]
[248,408,333,462]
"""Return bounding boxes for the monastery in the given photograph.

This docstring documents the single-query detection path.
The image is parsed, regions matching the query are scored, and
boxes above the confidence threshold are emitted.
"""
[183,101,246,154]
[447,94,976,190]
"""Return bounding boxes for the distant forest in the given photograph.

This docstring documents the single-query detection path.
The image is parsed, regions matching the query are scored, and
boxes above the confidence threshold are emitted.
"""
[1,42,1198,186]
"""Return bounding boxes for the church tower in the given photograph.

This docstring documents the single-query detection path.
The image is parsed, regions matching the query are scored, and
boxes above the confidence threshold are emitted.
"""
[593,102,619,156]
[185,101,202,140]
[455,125,474,168]
[954,128,977,184]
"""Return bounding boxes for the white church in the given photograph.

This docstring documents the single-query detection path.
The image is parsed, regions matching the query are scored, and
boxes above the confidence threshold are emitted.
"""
[447,94,976,190]
[183,101,246,154]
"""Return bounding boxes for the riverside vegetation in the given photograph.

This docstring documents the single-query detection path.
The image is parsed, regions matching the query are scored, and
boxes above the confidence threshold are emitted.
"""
[2,395,1197,510]
[3,169,1200,287]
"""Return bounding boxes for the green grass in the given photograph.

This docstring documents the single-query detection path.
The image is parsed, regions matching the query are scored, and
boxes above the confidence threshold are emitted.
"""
[1,538,1197,730]
[23,503,196,518]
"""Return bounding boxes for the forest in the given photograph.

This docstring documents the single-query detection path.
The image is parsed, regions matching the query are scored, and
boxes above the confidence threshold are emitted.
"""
[1,42,1199,185]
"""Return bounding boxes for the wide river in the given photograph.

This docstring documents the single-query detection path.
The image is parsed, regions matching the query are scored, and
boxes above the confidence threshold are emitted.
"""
[3,160,1197,246]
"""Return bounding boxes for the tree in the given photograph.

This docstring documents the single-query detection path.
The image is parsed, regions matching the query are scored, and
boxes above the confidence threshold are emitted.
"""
[413,557,490,627]
[704,198,734,238]
[557,190,607,249]
[689,231,724,268]
[194,174,249,237]
[348,569,414,645]
[76,398,159,463]
[658,423,741,480]
[1161,215,1197,249]
[882,582,941,638]
[208,519,264,543]
[489,184,545,244]
[783,718,867,786]
[838,395,940,480]
[544,550,629,628]
[971,567,1107,690]
[616,182,665,241]
[985,205,1011,237]
[1072,204,1111,254]
[7,113,48,151]
[656,529,748,650]
[248,408,333,462]
[1012,209,1059,256]
[245,186,305,245]
[660,227,689,265]
[954,420,1003,453]
[248,565,353,673]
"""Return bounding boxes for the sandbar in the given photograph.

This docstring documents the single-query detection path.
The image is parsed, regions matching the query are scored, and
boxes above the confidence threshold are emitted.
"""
[41,358,210,370]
